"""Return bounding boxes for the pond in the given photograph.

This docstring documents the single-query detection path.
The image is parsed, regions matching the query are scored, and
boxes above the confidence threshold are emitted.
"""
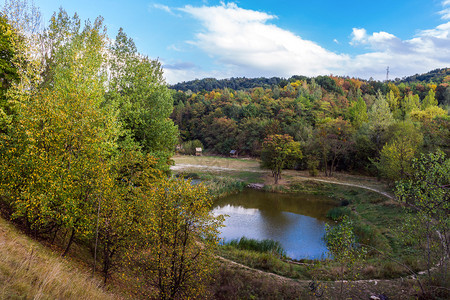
[212,189,337,260]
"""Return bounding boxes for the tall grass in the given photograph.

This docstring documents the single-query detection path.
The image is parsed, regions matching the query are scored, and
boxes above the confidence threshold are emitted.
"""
[201,175,246,198]
[224,237,286,258]
[326,206,351,220]
[0,217,116,300]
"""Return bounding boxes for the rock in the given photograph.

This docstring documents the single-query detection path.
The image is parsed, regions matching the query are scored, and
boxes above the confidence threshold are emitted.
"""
[247,183,264,189]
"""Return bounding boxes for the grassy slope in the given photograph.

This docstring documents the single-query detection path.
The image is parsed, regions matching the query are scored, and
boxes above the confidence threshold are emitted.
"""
[0,216,119,300]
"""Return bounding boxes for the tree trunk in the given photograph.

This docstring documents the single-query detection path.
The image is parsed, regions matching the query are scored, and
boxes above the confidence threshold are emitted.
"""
[62,228,75,257]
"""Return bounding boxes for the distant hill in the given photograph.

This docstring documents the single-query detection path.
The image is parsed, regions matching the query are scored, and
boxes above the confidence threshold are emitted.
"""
[169,69,450,92]
[170,77,286,92]
[399,68,450,84]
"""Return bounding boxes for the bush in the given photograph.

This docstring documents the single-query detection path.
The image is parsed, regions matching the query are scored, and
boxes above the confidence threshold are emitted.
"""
[225,237,286,258]
[202,176,246,198]
[181,139,204,155]
[307,157,319,177]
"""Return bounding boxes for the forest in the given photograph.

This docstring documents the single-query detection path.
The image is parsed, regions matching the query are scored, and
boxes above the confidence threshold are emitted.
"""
[171,70,450,179]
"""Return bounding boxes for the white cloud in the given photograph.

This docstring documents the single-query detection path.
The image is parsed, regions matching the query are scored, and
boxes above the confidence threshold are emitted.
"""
[440,0,450,19]
[163,2,450,82]
[350,28,367,44]
[440,8,450,19]
[333,39,339,44]
[177,2,348,78]
[151,3,179,16]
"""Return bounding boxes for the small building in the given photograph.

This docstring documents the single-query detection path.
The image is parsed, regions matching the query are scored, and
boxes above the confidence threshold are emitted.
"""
[195,147,202,156]
[230,150,238,158]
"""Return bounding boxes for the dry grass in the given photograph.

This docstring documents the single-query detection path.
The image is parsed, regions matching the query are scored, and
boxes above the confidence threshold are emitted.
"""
[0,217,118,300]
[172,155,262,171]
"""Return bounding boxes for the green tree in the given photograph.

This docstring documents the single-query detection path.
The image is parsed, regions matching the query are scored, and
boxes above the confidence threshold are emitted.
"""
[107,28,178,169]
[315,118,354,177]
[396,151,449,294]
[368,90,394,154]
[400,92,420,120]
[374,121,423,181]
[0,14,19,129]
[348,96,368,128]
[421,88,438,109]
[261,134,302,184]
[325,216,365,299]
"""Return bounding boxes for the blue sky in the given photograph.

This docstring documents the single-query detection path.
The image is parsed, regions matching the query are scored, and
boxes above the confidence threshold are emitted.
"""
[8,0,450,83]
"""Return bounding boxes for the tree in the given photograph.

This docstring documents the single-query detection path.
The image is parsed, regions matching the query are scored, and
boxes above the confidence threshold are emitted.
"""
[348,96,368,128]
[324,216,365,299]
[0,12,119,256]
[133,178,223,300]
[315,118,354,177]
[107,28,178,169]
[0,14,19,128]
[396,151,449,295]
[422,88,438,109]
[261,134,302,184]
[374,121,423,181]
[367,90,394,154]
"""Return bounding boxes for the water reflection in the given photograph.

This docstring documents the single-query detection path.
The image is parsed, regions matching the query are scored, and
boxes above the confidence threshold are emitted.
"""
[212,189,337,259]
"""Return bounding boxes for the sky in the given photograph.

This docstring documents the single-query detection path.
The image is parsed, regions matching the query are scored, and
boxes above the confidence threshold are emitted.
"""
[8,0,450,84]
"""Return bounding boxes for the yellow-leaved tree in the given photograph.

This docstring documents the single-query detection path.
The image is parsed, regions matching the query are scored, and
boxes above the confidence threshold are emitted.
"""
[133,177,224,300]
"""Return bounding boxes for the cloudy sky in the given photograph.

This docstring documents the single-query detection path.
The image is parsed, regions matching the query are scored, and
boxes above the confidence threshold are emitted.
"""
[22,0,450,83]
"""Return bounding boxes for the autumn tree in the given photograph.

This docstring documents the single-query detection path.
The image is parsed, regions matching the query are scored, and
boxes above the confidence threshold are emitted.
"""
[133,178,223,299]
[261,134,302,184]
[0,11,119,257]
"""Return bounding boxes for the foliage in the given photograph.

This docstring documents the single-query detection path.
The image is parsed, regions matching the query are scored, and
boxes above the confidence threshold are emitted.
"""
[315,118,354,176]
[261,134,302,184]
[324,215,366,298]
[374,121,423,180]
[0,14,19,122]
[107,28,178,159]
[172,73,449,181]
[132,178,224,300]
[395,151,449,292]
[0,13,117,258]
[180,139,203,155]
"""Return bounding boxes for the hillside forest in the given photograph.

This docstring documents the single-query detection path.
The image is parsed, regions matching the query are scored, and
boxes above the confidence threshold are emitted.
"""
[171,70,450,179]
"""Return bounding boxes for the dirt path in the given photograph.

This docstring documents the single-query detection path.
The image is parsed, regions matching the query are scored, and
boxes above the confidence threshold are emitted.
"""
[171,163,395,200]
[288,175,395,200]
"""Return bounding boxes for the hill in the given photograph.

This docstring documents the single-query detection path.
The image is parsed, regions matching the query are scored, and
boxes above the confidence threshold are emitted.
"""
[0,216,118,299]
[169,68,450,93]
[398,68,450,84]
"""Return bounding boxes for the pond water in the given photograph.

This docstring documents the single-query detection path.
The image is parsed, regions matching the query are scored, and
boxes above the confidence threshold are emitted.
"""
[212,189,337,260]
